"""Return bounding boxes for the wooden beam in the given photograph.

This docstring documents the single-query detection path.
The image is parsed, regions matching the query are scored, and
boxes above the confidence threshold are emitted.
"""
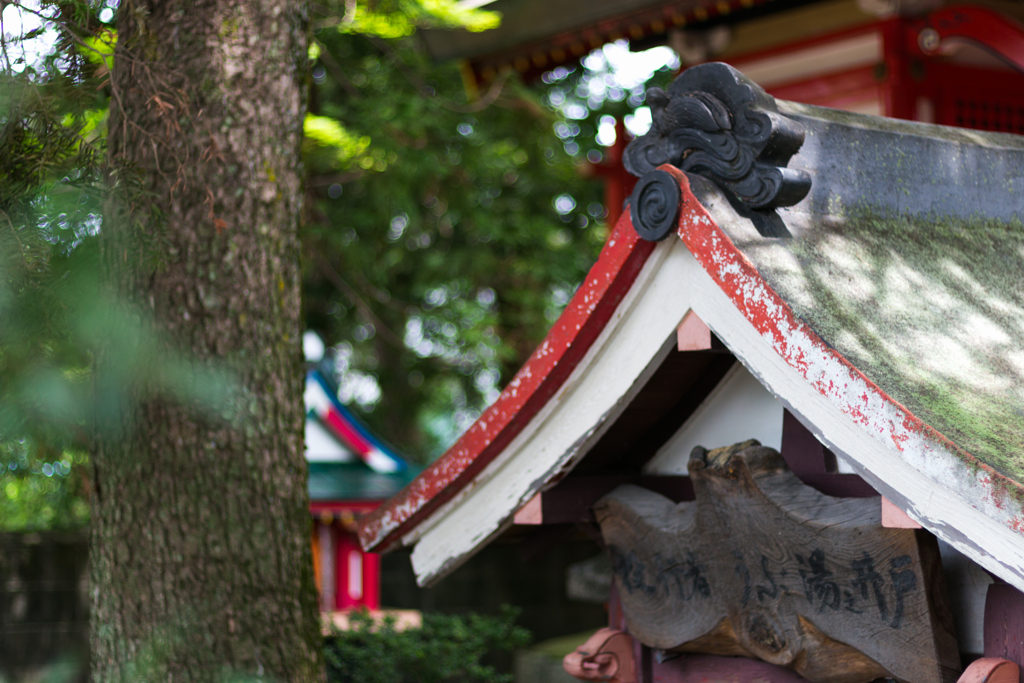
[515,469,881,527]
[798,473,878,498]
[514,493,543,525]
[676,310,728,352]
[780,411,879,496]
[781,408,837,475]
[514,476,694,525]
[651,652,814,683]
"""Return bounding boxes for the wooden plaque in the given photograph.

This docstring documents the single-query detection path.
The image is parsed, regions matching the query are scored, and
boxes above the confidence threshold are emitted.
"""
[595,441,960,683]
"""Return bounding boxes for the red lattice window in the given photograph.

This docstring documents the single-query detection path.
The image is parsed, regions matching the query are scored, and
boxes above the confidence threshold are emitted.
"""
[932,63,1024,134]
[950,97,1024,134]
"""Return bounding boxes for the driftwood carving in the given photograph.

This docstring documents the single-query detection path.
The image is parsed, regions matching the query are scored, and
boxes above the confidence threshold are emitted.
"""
[594,441,959,683]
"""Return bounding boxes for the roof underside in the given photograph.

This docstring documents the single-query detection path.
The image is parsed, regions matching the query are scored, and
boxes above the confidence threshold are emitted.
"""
[420,0,835,84]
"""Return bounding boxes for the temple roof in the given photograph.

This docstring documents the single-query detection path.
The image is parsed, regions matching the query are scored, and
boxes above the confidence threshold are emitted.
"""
[304,370,417,502]
[358,62,1024,591]
[741,204,1024,484]
[308,462,417,502]
[718,99,1024,484]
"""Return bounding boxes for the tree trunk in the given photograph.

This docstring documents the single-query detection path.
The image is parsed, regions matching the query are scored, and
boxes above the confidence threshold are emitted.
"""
[94,0,323,680]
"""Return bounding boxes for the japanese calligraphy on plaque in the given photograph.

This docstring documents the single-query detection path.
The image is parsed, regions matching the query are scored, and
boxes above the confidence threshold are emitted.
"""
[594,441,960,683]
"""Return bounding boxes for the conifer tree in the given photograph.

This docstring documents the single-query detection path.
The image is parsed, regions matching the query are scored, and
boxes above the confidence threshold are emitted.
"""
[90,0,323,679]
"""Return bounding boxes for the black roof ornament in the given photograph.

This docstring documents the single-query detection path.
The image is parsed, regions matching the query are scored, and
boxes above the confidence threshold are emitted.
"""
[624,63,811,212]
[629,170,681,242]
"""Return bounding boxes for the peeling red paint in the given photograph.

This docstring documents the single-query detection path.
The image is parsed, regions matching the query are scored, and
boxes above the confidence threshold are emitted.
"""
[360,164,1024,554]
[358,216,656,552]
[657,164,1024,534]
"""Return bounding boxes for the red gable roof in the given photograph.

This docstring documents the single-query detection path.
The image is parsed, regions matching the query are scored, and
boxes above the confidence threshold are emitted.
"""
[358,214,656,552]
[361,164,1024,589]
[360,60,1024,591]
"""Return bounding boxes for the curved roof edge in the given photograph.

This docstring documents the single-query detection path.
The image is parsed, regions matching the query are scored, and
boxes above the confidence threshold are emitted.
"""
[357,219,656,552]
[358,166,1024,592]
[669,167,1024,591]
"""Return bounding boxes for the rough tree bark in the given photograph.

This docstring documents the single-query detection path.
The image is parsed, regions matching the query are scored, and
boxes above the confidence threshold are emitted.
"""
[94,0,323,680]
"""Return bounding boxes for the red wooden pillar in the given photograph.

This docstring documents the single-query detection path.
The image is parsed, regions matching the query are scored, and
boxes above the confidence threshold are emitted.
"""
[594,119,637,229]
[335,531,381,610]
[335,532,360,610]
[880,17,916,121]
[362,549,381,610]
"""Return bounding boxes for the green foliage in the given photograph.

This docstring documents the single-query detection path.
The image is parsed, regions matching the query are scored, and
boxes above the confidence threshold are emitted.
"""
[0,3,110,453]
[0,442,89,530]
[304,114,373,164]
[0,0,678,518]
[304,30,607,458]
[323,607,530,683]
[0,2,119,531]
[0,1,237,529]
[325,0,500,38]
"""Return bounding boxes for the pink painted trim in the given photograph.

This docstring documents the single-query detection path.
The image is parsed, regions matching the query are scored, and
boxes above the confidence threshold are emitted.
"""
[358,217,656,551]
[881,496,922,529]
[513,493,543,525]
[676,310,712,351]
[957,658,1020,683]
[660,164,1024,530]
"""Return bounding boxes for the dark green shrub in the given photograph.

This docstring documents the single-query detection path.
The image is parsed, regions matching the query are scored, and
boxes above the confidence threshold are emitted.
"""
[324,605,530,683]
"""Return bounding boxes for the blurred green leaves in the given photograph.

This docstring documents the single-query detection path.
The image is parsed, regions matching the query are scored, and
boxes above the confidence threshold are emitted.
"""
[325,0,500,38]
[304,114,373,166]
[323,606,530,683]
[303,29,607,459]
[0,2,240,528]
[0,442,89,530]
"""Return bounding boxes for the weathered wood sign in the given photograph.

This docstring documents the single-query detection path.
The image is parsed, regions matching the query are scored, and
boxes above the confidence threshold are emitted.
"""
[594,441,960,683]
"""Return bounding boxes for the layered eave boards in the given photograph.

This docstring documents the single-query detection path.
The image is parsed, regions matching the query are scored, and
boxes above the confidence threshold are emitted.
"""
[359,168,1024,592]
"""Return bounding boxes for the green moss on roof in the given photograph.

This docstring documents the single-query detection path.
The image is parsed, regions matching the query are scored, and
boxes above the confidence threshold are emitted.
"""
[739,208,1024,485]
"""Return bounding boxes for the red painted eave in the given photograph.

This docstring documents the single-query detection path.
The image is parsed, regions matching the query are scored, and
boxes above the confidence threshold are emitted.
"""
[360,165,1024,555]
[655,165,1024,530]
[357,214,657,552]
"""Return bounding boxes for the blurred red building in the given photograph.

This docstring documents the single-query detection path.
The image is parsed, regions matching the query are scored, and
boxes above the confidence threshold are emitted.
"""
[304,370,417,612]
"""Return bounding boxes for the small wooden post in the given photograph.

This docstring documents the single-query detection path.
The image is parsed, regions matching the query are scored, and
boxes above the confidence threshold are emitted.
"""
[984,580,1024,683]
[780,409,836,476]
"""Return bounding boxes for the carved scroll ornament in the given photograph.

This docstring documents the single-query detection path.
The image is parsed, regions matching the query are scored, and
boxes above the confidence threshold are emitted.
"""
[628,170,681,242]
[594,441,960,683]
[624,63,811,213]
[563,628,636,683]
